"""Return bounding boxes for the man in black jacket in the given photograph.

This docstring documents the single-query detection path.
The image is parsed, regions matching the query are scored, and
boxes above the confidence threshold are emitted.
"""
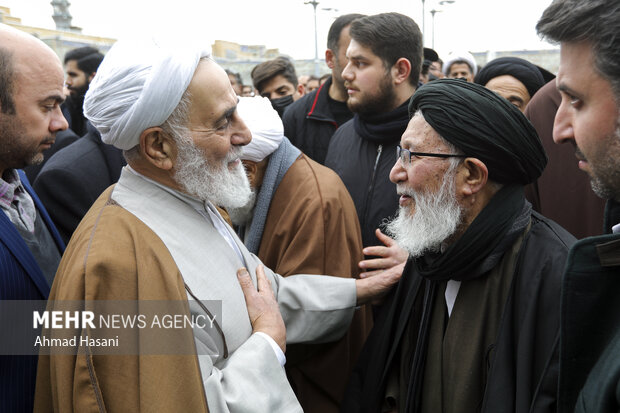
[324,12,421,248]
[282,13,364,165]
[33,122,125,244]
[537,1,620,411]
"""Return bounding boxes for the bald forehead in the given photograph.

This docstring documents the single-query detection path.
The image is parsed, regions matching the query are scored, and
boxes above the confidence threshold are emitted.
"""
[0,25,62,76]
[0,25,57,58]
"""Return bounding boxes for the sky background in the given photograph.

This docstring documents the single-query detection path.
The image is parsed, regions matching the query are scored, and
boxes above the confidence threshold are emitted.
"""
[2,0,557,60]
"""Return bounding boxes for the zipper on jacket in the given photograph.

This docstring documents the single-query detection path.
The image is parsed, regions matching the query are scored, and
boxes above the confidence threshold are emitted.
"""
[362,144,383,231]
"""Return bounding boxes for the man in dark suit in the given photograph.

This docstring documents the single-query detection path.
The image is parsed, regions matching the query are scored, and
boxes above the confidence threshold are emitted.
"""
[34,122,126,244]
[0,24,67,412]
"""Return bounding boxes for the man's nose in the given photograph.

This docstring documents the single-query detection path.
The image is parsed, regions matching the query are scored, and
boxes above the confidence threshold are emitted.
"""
[553,99,574,145]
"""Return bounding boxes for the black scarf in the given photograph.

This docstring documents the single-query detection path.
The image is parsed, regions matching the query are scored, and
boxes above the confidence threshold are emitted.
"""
[343,185,531,413]
[353,99,411,145]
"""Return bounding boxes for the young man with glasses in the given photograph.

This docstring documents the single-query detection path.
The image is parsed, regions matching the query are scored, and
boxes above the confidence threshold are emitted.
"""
[343,79,575,413]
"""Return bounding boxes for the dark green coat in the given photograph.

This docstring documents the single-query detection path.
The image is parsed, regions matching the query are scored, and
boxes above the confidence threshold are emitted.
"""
[559,201,620,412]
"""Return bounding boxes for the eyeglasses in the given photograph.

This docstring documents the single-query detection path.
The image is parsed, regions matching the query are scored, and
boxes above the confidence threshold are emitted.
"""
[396,145,466,166]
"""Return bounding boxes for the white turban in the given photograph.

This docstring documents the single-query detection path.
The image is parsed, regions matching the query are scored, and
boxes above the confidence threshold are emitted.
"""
[83,36,211,150]
[443,50,478,76]
[237,96,284,162]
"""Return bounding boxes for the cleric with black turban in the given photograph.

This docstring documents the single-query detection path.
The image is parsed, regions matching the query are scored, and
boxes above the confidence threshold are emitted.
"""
[342,78,574,413]
[474,56,546,111]
[409,78,547,184]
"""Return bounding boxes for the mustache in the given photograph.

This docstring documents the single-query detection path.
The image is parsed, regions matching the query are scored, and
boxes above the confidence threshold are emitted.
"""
[575,145,587,161]
[226,146,243,163]
[396,184,415,197]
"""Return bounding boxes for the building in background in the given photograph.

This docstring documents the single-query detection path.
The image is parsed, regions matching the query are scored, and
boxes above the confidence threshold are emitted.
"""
[0,4,114,60]
[0,3,560,92]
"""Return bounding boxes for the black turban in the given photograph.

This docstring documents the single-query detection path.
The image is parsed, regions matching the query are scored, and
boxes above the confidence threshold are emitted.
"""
[474,56,545,99]
[408,78,547,185]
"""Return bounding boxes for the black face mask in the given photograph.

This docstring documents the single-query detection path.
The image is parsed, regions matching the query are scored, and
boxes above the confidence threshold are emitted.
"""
[270,95,294,118]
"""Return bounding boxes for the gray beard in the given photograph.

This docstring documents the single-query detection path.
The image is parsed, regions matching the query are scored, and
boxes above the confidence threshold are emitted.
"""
[227,189,257,227]
[173,136,252,209]
[385,171,462,258]
[589,120,620,202]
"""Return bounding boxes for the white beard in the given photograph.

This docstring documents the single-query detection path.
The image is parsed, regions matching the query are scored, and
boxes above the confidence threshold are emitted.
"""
[173,136,252,209]
[227,189,257,226]
[385,170,462,258]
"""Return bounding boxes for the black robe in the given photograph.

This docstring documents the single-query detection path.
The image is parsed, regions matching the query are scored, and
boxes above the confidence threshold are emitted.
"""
[342,212,575,413]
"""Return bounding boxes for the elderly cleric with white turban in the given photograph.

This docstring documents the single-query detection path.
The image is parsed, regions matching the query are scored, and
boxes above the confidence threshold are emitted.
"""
[84,37,211,150]
[37,35,396,413]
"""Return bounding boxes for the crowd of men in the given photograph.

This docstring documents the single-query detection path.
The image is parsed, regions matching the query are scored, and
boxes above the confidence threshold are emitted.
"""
[1,0,619,411]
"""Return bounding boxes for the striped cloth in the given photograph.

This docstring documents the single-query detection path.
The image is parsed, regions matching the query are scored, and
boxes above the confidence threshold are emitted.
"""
[0,169,36,233]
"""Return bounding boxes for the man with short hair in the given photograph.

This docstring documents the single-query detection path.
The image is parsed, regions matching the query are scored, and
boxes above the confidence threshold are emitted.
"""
[0,23,67,413]
[283,13,364,164]
[343,79,575,413]
[420,48,442,84]
[251,56,304,117]
[226,68,243,96]
[232,96,372,413]
[443,50,477,82]
[324,12,422,248]
[537,1,620,411]
[241,84,254,97]
[474,56,546,112]
[62,46,104,136]
[34,37,399,412]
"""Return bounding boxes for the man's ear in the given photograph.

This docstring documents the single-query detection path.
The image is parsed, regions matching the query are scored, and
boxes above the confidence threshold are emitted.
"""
[88,71,96,83]
[139,127,175,171]
[325,49,335,69]
[392,58,412,85]
[458,157,489,197]
[297,83,305,97]
[242,160,258,187]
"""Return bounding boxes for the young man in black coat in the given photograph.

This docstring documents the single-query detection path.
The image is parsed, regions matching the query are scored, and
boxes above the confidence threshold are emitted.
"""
[537,1,620,411]
[323,13,422,249]
[282,13,364,165]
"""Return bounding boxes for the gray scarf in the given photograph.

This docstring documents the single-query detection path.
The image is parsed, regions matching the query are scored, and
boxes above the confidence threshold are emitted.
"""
[238,137,300,253]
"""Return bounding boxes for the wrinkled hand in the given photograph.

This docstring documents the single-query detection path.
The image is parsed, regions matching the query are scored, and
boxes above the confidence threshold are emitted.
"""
[359,229,408,278]
[237,265,286,352]
[355,262,404,305]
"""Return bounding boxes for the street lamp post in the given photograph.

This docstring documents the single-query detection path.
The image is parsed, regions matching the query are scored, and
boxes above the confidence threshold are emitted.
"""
[433,1,456,50]
[304,0,320,77]
[430,9,441,49]
[421,0,425,45]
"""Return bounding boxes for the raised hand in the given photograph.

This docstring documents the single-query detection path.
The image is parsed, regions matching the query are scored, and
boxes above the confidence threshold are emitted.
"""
[359,228,408,278]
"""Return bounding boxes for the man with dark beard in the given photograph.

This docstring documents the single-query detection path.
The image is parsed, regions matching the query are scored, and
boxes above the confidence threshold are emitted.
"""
[537,1,620,411]
[282,13,364,164]
[34,36,401,413]
[342,79,576,413]
[0,23,67,413]
[61,46,103,137]
[324,12,422,249]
